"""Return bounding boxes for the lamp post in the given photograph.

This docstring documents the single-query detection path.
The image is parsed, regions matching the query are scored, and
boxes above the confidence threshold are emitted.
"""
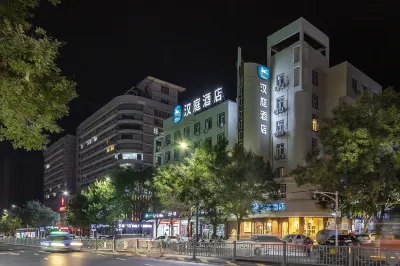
[314,191,339,246]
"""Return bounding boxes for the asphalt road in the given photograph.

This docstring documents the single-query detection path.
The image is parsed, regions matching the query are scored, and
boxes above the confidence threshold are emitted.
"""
[0,243,208,266]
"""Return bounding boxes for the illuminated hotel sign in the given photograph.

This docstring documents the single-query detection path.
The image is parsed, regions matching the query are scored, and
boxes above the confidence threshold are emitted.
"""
[173,88,224,123]
[260,82,268,135]
[251,202,286,214]
[257,65,270,80]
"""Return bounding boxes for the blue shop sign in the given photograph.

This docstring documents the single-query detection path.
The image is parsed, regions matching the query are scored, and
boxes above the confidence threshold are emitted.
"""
[251,202,286,214]
[257,65,270,80]
[173,105,182,123]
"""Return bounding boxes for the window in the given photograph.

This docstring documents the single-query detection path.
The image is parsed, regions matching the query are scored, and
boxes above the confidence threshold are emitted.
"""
[161,86,169,95]
[312,115,318,132]
[217,133,225,144]
[45,195,50,199]
[165,151,171,162]
[277,74,285,88]
[194,123,201,136]
[277,167,285,178]
[239,131,243,141]
[174,149,179,161]
[52,192,56,197]
[194,141,200,149]
[174,130,180,141]
[154,118,163,127]
[312,94,318,109]
[277,120,284,131]
[276,143,285,155]
[121,152,143,160]
[279,184,287,198]
[106,145,115,153]
[277,96,284,109]
[184,149,190,157]
[205,137,212,148]
[312,71,319,86]
[352,78,358,93]
[205,117,212,130]
[184,126,190,138]
[294,67,300,87]
[121,134,133,139]
[239,97,243,107]
[312,138,318,150]
[154,109,170,119]
[217,112,225,127]
[161,99,169,104]
[293,46,300,64]
[239,110,243,119]
[165,134,171,145]
[239,120,243,129]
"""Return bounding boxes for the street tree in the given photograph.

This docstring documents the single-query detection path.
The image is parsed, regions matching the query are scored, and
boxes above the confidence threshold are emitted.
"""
[20,200,58,228]
[293,89,400,233]
[218,144,276,240]
[0,210,22,236]
[66,194,91,230]
[0,0,77,150]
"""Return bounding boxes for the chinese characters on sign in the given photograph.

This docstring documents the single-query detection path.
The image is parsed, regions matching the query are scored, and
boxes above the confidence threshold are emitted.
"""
[182,88,224,117]
[251,202,286,214]
[260,83,268,134]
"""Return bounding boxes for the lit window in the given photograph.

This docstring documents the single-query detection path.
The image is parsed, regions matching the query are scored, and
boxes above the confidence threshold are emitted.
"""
[276,167,284,178]
[106,145,115,153]
[52,192,56,197]
[121,153,143,160]
[93,136,98,142]
[45,164,50,170]
[217,113,225,127]
[312,115,318,132]
[80,144,84,150]
[45,195,50,199]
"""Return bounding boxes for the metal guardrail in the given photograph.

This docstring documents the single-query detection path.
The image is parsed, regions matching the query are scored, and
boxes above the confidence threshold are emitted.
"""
[3,236,400,266]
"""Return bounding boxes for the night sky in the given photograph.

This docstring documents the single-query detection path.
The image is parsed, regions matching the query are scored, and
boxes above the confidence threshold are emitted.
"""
[1,1,399,167]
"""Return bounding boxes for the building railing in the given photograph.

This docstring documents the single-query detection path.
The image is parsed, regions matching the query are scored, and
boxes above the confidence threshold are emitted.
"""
[274,154,286,160]
[274,130,286,137]
[274,107,287,115]
[3,237,400,266]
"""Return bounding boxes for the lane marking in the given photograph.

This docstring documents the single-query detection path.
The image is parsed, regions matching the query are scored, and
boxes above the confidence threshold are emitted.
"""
[178,257,185,261]
[20,250,25,252]
[97,254,105,256]
[226,262,237,266]
[116,257,126,260]
[200,258,209,263]
[145,264,155,266]
[9,252,20,255]
[44,258,49,260]
[39,251,50,254]
[34,253,39,255]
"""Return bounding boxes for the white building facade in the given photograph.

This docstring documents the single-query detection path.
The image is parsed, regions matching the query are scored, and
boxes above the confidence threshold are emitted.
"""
[43,134,76,210]
[76,77,185,189]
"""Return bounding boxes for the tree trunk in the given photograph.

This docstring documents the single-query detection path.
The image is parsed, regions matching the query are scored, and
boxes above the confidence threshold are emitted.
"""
[187,216,191,237]
[212,223,217,239]
[236,217,241,241]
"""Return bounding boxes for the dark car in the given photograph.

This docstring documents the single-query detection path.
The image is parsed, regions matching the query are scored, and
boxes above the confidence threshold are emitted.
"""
[327,235,359,246]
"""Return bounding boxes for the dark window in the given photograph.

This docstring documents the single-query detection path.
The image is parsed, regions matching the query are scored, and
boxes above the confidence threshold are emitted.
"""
[312,94,318,109]
[239,110,243,119]
[165,151,171,162]
[239,131,243,141]
[312,115,318,132]
[312,71,319,86]
[205,117,212,130]
[294,46,300,63]
[174,149,179,161]
[194,123,201,136]
[205,137,212,148]
[362,84,368,92]
[165,135,171,145]
[279,184,286,198]
[352,78,358,92]
[239,97,243,107]
[277,120,284,131]
[161,99,169,104]
[294,67,300,87]
[276,143,284,155]
[312,138,318,150]
[154,118,163,127]
[217,133,225,144]
[161,86,169,95]
[277,96,284,109]
[194,141,200,149]
[174,130,180,141]
[121,134,133,139]
[277,74,285,88]
[277,167,285,178]
[217,113,225,127]
[239,120,243,129]
[184,126,190,138]
[184,149,190,157]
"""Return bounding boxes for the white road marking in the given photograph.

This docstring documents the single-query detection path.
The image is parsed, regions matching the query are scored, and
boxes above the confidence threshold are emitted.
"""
[39,251,50,254]
[97,254,105,256]
[9,252,20,255]
[20,250,25,252]
[145,264,155,266]
[0,253,9,255]
[8,249,13,251]
[116,258,126,260]
[44,258,49,260]
[34,253,39,255]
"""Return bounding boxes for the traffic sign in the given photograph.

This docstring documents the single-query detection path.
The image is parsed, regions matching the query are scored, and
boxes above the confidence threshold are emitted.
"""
[91,224,97,231]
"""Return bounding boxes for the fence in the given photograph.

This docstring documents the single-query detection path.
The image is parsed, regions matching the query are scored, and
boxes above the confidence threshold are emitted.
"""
[2,236,400,266]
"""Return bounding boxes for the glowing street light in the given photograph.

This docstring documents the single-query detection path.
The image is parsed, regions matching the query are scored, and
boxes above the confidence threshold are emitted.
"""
[63,191,69,195]
[180,142,188,149]
[11,205,16,208]
[106,177,110,181]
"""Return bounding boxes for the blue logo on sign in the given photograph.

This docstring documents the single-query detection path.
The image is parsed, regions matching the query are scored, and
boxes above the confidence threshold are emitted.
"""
[173,105,182,123]
[258,65,270,80]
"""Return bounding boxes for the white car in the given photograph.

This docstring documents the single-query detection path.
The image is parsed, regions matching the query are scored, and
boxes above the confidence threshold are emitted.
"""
[357,233,375,244]
[282,234,314,245]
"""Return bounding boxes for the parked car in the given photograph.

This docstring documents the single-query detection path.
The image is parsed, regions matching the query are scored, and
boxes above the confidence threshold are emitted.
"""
[282,234,314,245]
[327,235,360,246]
[357,233,376,244]
[316,229,347,245]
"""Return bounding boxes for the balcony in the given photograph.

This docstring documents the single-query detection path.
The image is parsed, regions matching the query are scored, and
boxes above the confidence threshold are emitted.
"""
[274,154,286,160]
[274,107,287,115]
[274,130,286,137]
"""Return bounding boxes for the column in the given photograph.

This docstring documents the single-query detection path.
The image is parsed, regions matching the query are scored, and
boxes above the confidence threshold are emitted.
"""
[299,217,305,234]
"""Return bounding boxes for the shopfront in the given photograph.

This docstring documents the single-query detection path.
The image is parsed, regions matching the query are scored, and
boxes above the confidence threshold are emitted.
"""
[157,219,180,237]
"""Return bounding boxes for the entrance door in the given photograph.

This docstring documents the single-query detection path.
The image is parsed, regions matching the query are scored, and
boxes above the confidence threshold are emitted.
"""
[282,222,288,238]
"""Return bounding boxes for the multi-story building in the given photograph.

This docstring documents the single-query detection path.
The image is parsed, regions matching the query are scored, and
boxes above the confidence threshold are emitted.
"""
[230,18,382,239]
[76,76,185,189]
[43,134,76,210]
[154,96,237,167]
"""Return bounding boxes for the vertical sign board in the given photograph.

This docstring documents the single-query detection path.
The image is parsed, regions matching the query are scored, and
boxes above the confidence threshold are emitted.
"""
[257,65,270,159]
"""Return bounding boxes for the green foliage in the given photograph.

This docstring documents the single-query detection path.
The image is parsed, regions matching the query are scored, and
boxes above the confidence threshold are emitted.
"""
[20,200,58,227]
[81,179,120,225]
[0,0,77,150]
[293,89,400,231]
[66,194,90,229]
[0,210,22,235]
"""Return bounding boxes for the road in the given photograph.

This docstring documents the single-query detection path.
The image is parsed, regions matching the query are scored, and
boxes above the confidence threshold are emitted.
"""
[0,243,208,266]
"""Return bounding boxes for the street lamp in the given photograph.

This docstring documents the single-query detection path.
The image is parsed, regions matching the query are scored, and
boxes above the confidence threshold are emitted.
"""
[314,191,339,246]
[106,177,110,181]
[63,191,69,195]
[180,142,188,149]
